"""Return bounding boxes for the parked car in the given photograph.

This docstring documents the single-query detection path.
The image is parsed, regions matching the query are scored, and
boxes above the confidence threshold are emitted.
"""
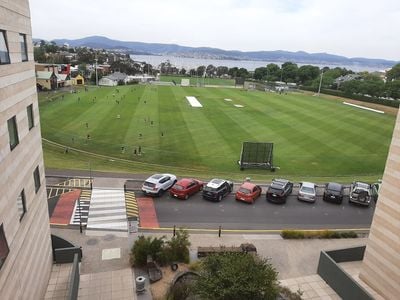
[142,174,177,196]
[323,182,344,204]
[349,181,371,206]
[266,179,293,204]
[371,180,381,202]
[297,182,317,203]
[169,178,204,200]
[202,179,233,202]
[235,182,262,204]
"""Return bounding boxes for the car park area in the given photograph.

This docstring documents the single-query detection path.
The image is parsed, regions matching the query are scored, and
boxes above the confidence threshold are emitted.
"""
[143,184,376,230]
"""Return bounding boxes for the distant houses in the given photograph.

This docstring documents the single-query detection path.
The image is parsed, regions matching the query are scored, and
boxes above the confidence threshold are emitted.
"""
[99,72,155,86]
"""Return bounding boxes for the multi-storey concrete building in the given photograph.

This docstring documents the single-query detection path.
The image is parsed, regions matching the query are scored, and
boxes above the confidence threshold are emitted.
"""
[360,111,400,299]
[0,0,53,298]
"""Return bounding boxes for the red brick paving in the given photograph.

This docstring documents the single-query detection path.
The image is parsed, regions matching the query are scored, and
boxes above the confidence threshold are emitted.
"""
[50,189,81,225]
[137,197,159,228]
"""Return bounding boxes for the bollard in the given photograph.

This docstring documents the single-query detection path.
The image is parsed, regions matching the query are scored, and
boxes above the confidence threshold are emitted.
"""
[173,225,176,237]
[218,226,222,237]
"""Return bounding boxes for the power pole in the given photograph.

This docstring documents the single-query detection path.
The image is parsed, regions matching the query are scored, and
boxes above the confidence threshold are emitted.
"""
[317,70,324,96]
[95,57,98,86]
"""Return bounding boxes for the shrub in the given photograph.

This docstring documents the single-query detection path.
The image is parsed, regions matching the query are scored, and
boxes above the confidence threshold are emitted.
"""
[165,228,191,263]
[130,229,192,267]
[281,230,305,239]
[281,230,358,239]
[130,235,165,267]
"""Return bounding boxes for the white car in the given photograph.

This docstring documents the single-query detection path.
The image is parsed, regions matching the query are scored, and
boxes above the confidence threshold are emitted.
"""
[297,182,316,203]
[142,174,177,196]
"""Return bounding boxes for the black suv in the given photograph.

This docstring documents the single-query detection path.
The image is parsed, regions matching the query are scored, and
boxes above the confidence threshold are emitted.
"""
[323,182,344,204]
[266,179,293,204]
[202,179,233,201]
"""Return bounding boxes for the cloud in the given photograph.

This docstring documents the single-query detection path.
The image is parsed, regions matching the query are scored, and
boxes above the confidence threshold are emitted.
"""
[30,0,400,60]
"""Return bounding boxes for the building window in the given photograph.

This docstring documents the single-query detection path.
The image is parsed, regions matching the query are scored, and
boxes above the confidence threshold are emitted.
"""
[0,30,10,64]
[0,224,9,270]
[33,166,41,193]
[17,190,27,221]
[27,104,34,130]
[19,33,28,62]
[7,116,19,150]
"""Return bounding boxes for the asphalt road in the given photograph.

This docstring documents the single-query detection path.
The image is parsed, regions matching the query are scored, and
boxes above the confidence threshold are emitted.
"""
[149,187,376,230]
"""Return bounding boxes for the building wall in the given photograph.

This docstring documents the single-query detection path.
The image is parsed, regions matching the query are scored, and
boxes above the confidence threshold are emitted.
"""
[0,1,53,299]
[359,111,400,299]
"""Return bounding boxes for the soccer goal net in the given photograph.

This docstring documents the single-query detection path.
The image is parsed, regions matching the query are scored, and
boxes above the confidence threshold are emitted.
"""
[238,142,274,170]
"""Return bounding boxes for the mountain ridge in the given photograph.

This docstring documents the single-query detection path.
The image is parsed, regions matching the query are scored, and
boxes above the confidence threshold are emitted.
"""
[41,35,397,68]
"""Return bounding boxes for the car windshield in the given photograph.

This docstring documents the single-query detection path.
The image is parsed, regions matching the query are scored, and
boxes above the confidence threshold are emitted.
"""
[300,187,314,194]
[238,187,251,194]
[269,187,283,194]
[353,188,367,194]
[204,186,218,192]
[144,182,155,188]
[173,184,184,190]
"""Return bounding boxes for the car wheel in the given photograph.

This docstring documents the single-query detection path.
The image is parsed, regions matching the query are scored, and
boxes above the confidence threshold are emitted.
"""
[158,189,165,197]
[184,194,189,200]
[218,195,223,202]
[199,185,203,191]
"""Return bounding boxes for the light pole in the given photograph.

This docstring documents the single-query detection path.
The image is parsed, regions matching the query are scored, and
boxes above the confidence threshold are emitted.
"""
[95,57,98,86]
[317,70,324,96]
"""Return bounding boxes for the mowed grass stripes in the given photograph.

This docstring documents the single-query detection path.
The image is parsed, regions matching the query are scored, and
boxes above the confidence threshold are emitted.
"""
[39,85,395,177]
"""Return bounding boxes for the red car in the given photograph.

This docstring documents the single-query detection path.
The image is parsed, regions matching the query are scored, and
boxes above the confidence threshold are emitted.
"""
[235,182,262,204]
[169,178,204,200]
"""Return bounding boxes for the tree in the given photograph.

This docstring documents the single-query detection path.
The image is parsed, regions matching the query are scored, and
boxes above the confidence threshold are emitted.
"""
[386,80,400,99]
[228,67,238,77]
[195,252,279,300]
[196,65,206,76]
[254,67,268,80]
[179,68,186,75]
[206,64,216,77]
[266,63,281,81]
[216,66,229,77]
[297,65,320,85]
[386,63,400,81]
[237,67,249,78]
[281,62,298,83]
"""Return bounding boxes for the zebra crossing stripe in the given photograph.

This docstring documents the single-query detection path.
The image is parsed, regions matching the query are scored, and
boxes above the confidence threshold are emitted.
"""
[125,191,139,218]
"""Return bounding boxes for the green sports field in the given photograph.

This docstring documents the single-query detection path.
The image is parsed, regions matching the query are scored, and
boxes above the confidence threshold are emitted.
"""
[39,85,395,181]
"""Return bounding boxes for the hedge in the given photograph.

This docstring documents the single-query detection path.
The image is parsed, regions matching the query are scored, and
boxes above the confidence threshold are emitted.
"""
[300,86,400,108]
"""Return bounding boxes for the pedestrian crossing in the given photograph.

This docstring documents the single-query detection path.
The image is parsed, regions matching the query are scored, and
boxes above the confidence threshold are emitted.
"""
[70,189,92,226]
[47,187,72,199]
[125,191,139,219]
[57,178,92,188]
[86,189,128,232]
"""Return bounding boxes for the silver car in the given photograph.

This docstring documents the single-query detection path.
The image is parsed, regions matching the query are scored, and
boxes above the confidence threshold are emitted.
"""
[297,182,316,203]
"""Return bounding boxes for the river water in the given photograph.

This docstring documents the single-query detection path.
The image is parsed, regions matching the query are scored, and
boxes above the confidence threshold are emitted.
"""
[130,54,383,72]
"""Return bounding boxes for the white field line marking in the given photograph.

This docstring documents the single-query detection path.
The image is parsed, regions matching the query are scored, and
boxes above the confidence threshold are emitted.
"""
[186,96,203,107]
[234,104,244,108]
[343,102,384,114]
[224,98,232,101]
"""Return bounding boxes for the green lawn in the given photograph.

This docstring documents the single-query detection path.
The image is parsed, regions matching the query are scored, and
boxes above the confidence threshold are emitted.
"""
[39,85,395,182]
[160,75,235,86]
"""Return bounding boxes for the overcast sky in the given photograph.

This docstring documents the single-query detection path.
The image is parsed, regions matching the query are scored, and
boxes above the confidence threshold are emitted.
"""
[30,0,400,61]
